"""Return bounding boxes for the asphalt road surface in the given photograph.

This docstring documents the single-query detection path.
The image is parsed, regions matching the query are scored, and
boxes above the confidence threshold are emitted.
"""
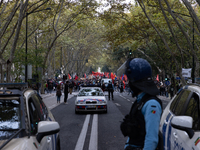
[42,91,170,150]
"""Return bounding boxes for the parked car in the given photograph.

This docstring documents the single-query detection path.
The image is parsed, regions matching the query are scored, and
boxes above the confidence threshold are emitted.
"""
[75,86,107,113]
[0,83,60,150]
[160,84,200,150]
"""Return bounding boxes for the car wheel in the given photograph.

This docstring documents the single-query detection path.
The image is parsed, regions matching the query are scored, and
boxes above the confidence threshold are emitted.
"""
[105,109,107,113]
[56,135,61,150]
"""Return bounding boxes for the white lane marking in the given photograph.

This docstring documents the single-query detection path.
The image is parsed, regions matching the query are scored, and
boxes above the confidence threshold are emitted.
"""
[119,94,131,102]
[115,103,121,106]
[119,95,126,99]
[75,114,90,150]
[89,114,98,150]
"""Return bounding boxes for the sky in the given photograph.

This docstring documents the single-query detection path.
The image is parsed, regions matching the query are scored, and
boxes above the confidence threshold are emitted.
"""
[96,0,135,13]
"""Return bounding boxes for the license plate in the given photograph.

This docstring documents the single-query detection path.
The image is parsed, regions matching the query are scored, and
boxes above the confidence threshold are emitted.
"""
[87,105,96,108]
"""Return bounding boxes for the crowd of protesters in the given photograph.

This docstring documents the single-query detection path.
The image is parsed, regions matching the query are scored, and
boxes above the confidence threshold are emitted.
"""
[31,73,183,101]
[155,79,182,99]
[42,76,129,95]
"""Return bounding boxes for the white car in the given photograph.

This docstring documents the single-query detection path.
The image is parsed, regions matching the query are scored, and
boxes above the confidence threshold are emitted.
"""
[75,86,107,113]
[0,83,60,150]
[160,84,200,150]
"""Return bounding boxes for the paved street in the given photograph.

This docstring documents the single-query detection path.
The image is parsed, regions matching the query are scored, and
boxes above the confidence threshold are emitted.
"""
[41,90,79,110]
[40,90,171,150]
[41,90,171,111]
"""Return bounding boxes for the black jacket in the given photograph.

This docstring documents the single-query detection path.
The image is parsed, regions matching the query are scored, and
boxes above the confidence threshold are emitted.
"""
[64,84,69,94]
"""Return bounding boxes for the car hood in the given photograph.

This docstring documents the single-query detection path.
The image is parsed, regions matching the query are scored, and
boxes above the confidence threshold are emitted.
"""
[1,137,40,150]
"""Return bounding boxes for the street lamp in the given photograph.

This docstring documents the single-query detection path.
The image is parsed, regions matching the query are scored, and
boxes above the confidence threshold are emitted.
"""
[172,11,195,83]
[25,7,51,82]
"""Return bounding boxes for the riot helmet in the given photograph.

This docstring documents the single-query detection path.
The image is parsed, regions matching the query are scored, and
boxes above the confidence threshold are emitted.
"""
[125,58,159,96]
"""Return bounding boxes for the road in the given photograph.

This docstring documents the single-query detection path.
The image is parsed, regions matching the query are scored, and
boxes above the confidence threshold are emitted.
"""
[41,91,170,150]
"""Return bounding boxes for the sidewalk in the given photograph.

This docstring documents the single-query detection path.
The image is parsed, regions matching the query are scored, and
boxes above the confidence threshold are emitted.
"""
[41,91,78,99]
[157,95,171,101]
[41,91,79,110]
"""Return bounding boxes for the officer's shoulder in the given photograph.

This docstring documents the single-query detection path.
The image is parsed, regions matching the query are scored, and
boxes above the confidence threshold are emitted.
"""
[145,98,161,107]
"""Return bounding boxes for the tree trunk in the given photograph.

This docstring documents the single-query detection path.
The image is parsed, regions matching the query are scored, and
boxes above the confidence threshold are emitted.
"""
[159,0,185,68]
[7,1,28,83]
[137,0,180,76]
[0,64,2,83]
[182,0,200,33]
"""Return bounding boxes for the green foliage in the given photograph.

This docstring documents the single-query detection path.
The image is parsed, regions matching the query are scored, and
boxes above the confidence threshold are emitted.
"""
[101,65,110,72]
[2,0,200,81]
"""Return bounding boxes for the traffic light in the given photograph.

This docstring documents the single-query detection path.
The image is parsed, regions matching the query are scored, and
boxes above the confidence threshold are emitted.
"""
[165,75,168,80]
[129,50,132,55]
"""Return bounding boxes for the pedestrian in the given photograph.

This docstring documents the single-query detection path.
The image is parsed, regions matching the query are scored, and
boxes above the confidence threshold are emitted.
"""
[165,86,169,98]
[170,83,174,99]
[107,80,114,100]
[120,58,162,150]
[56,84,62,103]
[101,82,106,92]
[69,81,73,94]
[48,82,53,94]
[120,83,123,93]
[64,81,69,104]
[44,82,48,93]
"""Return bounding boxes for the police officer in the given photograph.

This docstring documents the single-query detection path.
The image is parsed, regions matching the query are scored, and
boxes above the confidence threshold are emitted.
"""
[122,58,162,150]
[107,80,114,100]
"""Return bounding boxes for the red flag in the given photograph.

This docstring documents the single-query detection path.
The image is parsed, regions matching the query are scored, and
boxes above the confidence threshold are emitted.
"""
[120,74,123,81]
[123,81,125,89]
[75,75,78,80]
[156,74,159,81]
[105,72,109,78]
[111,72,114,80]
[68,74,72,80]
[124,75,127,82]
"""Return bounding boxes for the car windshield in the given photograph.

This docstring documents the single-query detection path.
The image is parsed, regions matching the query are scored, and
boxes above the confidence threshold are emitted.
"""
[78,88,104,96]
[0,97,21,140]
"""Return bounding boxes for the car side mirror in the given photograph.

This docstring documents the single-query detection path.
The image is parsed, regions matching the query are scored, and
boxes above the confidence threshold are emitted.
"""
[36,121,60,143]
[171,116,194,139]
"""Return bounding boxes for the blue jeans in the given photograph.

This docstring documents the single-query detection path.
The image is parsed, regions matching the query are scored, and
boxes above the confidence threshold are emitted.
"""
[166,92,169,97]
[57,96,61,103]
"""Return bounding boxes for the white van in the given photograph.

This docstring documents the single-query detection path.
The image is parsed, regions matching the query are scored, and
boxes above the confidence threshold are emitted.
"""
[101,78,112,91]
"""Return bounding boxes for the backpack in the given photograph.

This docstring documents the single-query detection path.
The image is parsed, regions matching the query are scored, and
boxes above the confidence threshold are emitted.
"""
[56,90,62,96]
[107,83,113,90]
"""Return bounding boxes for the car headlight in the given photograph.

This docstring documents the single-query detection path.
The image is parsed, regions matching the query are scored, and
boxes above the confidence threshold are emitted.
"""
[99,101,106,104]
[76,101,84,104]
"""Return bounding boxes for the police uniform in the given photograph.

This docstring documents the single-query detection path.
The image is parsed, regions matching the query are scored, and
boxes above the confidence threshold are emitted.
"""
[124,92,162,150]
[120,58,163,150]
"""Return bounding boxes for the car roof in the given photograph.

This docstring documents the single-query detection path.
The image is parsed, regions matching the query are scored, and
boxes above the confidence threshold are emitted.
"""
[183,84,200,93]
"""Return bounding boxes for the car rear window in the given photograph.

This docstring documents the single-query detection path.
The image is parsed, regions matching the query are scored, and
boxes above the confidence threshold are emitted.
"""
[78,88,104,96]
[0,97,21,140]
